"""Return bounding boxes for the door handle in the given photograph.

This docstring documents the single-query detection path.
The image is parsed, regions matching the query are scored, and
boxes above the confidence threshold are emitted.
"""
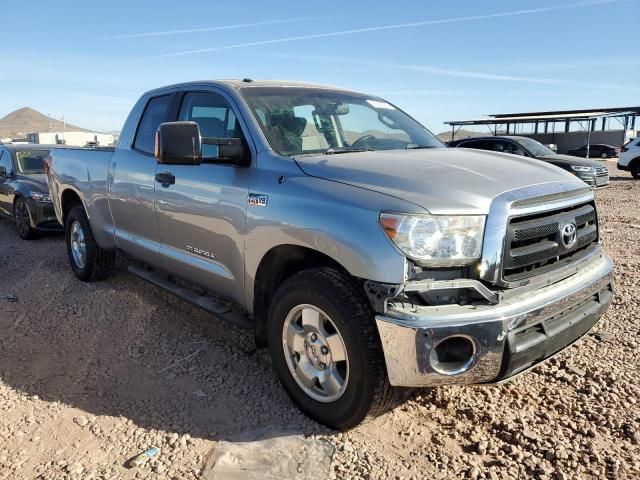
[155,172,175,186]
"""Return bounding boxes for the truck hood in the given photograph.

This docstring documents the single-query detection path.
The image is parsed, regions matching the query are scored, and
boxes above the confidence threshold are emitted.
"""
[294,148,584,215]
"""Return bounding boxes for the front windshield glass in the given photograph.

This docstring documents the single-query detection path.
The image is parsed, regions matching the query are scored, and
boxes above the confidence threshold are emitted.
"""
[16,150,49,174]
[241,87,444,156]
[513,138,555,157]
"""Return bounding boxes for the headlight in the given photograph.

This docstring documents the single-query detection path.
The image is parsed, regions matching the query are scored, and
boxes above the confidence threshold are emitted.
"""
[380,213,485,266]
[571,165,592,172]
[29,191,51,203]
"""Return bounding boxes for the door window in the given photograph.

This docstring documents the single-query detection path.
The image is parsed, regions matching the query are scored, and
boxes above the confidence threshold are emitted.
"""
[178,92,242,159]
[133,95,173,154]
[458,140,491,150]
[501,141,526,156]
[0,150,11,177]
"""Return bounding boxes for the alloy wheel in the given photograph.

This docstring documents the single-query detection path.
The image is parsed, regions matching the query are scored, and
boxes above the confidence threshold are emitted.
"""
[282,304,349,403]
[14,199,31,237]
[70,220,87,269]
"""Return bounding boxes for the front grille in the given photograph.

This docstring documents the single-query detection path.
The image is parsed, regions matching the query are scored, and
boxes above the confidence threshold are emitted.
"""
[595,166,609,177]
[502,201,598,281]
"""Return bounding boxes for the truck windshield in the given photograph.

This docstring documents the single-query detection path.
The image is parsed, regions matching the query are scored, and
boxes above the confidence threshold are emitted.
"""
[16,150,49,174]
[241,87,443,156]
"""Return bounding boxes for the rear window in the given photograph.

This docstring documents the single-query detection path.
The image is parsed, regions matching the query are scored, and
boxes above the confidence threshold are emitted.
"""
[134,95,172,154]
[16,150,50,174]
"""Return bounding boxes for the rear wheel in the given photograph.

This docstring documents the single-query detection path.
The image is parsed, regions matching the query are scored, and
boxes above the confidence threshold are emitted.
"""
[267,267,401,430]
[65,205,116,281]
[601,152,608,159]
[14,197,39,240]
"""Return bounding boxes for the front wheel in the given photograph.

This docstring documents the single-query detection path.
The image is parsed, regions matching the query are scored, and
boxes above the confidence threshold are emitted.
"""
[267,267,401,430]
[65,205,116,281]
[601,152,609,159]
[14,197,39,240]
[631,162,640,179]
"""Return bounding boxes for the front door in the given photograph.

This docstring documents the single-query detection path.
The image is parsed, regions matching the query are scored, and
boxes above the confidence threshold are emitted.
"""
[109,94,174,267]
[153,90,252,304]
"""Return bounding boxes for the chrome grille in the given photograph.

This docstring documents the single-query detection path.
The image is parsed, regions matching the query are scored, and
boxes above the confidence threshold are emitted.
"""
[503,201,598,281]
[595,166,609,176]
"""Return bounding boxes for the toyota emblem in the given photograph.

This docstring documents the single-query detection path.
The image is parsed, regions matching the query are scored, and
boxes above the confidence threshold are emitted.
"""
[561,222,577,248]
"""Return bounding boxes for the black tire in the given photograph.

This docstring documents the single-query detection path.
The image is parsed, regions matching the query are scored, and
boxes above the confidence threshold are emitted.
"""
[267,267,401,430]
[65,204,116,281]
[601,152,608,159]
[631,161,640,179]
[14,197,40,240]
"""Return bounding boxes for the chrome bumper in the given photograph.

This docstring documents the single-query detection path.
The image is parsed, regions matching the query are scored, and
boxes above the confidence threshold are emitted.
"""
[376,254,614,387]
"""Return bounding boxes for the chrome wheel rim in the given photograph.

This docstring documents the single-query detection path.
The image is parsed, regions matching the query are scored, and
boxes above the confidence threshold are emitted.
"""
[282,304,349,403]
[70,221,87,269]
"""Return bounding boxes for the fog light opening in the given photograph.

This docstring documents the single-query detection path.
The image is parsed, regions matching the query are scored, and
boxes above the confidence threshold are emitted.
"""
[430,336,475,375]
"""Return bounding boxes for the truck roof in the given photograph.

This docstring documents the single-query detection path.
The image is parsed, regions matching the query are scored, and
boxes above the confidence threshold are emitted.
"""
[0,143,58,152]
[144,79,359,96]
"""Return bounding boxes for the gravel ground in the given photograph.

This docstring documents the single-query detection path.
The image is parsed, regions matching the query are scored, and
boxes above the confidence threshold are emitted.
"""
[0,167,638,479]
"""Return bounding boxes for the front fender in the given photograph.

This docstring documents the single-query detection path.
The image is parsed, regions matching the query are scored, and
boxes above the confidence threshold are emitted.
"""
[244,172,424,312]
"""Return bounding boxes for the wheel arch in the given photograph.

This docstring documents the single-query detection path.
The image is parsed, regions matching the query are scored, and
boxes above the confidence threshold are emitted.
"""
[252,244,353,348]
[12,193,31,223]
[60,188,86,225]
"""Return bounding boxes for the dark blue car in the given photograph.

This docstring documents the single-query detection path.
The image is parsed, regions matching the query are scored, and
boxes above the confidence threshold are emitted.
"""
[0,144,61,239]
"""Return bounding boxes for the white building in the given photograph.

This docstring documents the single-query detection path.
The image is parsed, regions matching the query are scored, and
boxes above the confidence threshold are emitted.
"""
[26,131,115,147]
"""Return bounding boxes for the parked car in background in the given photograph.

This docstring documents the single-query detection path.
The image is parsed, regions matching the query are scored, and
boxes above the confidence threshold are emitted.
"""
[617,137,640,179]
[448,136,609,187]
[567,144,619,159]
[0,144,60,239]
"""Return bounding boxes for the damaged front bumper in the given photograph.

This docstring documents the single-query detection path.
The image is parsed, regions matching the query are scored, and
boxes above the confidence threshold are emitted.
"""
[375,253,614,387]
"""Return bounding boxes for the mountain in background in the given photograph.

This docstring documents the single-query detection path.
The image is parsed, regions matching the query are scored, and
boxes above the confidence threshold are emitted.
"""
[0,107,90,139]
[436,129,487,143]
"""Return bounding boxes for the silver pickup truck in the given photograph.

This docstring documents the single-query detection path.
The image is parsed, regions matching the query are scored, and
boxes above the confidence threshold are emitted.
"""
[46,80,614,429]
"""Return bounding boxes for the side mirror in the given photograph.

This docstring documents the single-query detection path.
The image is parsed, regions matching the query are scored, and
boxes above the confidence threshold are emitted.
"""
[0,166,6,178]
[155,121,202,165]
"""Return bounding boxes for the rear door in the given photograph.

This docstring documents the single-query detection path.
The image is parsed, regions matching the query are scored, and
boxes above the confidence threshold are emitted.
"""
[153,89,253,304]
[109,93,174,267]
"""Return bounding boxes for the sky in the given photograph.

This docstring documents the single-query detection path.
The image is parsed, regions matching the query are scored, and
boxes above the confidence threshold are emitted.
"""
[0,0,639,134]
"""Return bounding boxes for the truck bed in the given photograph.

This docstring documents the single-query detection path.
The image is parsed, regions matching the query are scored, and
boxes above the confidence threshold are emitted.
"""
[47,146,116,247]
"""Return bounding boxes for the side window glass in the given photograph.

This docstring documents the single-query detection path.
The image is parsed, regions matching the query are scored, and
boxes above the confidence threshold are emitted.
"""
[178,92,242,159]
[0,151,12,175]
[486,140,508,153]
[460,140,481,149]
[134,95,172,154]
[508,142,526,156]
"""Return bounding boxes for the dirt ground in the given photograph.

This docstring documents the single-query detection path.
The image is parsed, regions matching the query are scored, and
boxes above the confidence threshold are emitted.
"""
[0,167,638,480]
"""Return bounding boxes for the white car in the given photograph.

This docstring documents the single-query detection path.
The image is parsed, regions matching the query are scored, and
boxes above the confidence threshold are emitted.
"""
[618,138,640,179]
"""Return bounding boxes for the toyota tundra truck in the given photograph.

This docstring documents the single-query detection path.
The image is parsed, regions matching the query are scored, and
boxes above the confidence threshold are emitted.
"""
[46,80,614,429]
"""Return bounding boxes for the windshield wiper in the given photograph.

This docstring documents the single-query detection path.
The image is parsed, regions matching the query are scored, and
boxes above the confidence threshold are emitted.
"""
[324,147,374,155]
[405,145,437,150]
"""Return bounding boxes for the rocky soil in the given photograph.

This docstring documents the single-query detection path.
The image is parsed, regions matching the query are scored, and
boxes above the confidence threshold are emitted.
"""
[0,167,638,479]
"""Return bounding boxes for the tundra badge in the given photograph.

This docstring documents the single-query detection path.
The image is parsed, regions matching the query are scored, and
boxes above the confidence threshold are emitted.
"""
[186,245,216,259]
[248,193,268,207]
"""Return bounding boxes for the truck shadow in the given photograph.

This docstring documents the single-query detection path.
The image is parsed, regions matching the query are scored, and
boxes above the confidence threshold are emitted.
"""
[0,220,334,444]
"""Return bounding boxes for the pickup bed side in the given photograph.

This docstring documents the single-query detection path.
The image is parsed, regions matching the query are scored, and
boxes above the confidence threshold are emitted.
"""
[48,147,116,250]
